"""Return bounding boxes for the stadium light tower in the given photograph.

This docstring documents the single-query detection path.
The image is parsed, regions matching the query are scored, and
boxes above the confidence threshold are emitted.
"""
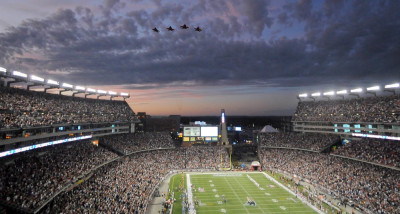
[85,88,97,99]
[349,88,363,98]
[44,79,60,93]
[7,70,28,87]
[97,89,107,99]
[73,86,86,97]
[322,91,335,100]
[297,93,308,101]
[310,92,321,101]
[27,75,45,91]
[384,83,399,94]
[366,85,380,97]
[0,67,6,74]
[336,89,347,99]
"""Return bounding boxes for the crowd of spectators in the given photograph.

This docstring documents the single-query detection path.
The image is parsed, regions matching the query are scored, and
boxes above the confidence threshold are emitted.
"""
[0,86,136,129]
[292,94,400,123]
[259,132,338,151]
[102,132,175,154]
[333,138,400,168]
[260,148,400,214]
[42,146,229,213]
[0,131,230,213]
[0,140,118,211]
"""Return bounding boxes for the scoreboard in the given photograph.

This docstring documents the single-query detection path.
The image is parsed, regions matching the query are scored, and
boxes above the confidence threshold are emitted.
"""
[183,126,219,142]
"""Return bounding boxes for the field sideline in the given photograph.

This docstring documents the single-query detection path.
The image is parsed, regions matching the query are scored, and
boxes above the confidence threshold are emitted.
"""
[184,172,319,214]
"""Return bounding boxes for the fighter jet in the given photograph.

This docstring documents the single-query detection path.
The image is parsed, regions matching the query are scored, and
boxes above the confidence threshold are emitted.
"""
[180,24,189,29]
[166,26,175,31]
[152,27,159,33]
[194,26,202,32]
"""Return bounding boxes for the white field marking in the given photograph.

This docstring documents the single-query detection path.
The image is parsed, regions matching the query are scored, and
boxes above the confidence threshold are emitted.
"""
[210,184,215,187]
[288,197,298,203]
[202,208,317,213]
[232,176,266,214]
[280,206,287,210]
[223,176,251,214]
[215,194,220,198]
[186,174,196,214]
[221,209,226,213]
[262,172,324,214]
[212,189,217,192]
[212,173,243,177]
[260,187,265,190]
[265,192,271,196]
[209,180,213,182]
[272,199,278,202]
[218,201,223,204]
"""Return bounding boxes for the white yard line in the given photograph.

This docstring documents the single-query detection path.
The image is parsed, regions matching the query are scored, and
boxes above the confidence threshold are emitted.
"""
[233,176,266,214]
[223,176,251,214]
[262,172,325,214]
[186,174,196,214]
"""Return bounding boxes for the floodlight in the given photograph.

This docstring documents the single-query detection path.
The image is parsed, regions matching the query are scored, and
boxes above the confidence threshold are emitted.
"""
[31,75,44,82]
[0,67,6,73]
[12,71,28,78]
[336,90,348,95]
[323,91,335,96]
[366,86,380,91]
[311,92,321,97]
[350,88,363,93]
[47,79,59,86]
[108,91,117,95]
[62,83,73,88]
[86,88,96,93]
[120,92,129,96]
[298,93,308,98]
[75,86,85,91]
[97,90,107,94]
[385,83,399,89]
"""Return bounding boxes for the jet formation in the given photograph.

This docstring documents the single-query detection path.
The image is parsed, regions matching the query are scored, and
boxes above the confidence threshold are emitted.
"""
[152,24,202,33]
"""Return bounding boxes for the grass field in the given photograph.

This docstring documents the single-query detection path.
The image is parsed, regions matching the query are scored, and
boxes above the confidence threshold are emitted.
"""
[185,172,318,214]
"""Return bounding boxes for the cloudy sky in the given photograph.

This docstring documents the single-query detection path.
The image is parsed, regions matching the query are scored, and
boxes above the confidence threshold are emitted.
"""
[0,0,399,116]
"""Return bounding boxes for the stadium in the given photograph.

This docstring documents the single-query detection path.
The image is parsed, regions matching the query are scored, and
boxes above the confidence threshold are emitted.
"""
[0,1,399,214]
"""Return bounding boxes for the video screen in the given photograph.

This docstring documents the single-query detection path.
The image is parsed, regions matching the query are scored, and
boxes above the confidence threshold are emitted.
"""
[183,127,201,137]
[201,126,218,137]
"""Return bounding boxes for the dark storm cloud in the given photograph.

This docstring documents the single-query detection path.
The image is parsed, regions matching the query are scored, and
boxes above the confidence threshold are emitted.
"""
[0,0,399,89]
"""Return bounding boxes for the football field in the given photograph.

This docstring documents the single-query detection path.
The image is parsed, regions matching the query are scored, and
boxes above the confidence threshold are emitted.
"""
[187,172,318,214]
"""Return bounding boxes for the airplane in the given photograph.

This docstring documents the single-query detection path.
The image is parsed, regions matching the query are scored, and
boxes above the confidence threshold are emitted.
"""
[152,27,159,33]
[180,24,189,29]
[166,26,175,31]
[194,26,202,32]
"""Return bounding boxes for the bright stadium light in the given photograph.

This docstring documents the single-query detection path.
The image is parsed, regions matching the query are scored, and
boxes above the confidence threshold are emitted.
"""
[86,88,96,93]
[298,93,308,98]
[108,91,117,95]
[97,90,107,94]
[366,86,380,91]
[12,71,28,78]
[323,91,335,96]
[311,92,321,97]
[75,86,85,91]
[31,75,44,82]
[350,88,363,93]
[0,67,6,73]
[47,79,59,86]
[120,92,129,96]
[62,83,73,88]
[336,90,348,95]
[385,83,399,89]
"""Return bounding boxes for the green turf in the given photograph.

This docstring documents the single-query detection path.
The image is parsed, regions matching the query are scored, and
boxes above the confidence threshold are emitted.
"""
[188,172,318,214]
[169,173,185,214]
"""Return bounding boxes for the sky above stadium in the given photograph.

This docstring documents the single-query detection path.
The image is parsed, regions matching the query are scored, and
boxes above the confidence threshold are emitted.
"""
[0,0,399,116]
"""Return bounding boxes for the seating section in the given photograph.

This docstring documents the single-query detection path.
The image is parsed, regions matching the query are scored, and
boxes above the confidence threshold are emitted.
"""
[332,138,400,168]
[259,132,338,151]
[0,86,135,129]
[260,148,400,214]
[293,94,400,123]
